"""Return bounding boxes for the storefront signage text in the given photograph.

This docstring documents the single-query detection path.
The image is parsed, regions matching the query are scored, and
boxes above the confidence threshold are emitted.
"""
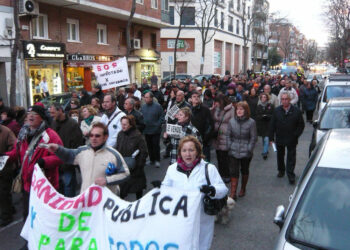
[67,54,114,62]
[23,41,65,59]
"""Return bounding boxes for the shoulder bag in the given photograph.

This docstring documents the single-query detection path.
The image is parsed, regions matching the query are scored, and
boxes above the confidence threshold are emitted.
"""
[203,163,227,216]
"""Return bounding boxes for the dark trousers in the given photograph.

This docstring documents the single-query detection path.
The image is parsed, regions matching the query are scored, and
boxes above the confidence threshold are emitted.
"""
[229,156,252,178]
[0,174,13,221]
[306,110,314,121]
[145,133,161,162]
[216,150,230,178]
[59,168,77,198]
[23,191,30,221]
[203,144,211,162]
[277,144,296,180]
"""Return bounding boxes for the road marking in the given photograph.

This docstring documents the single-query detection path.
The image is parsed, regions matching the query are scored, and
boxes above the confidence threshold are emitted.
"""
[0,219,22,233]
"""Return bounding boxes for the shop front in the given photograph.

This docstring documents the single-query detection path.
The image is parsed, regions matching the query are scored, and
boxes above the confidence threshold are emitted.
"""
[134,49,160,84]
[65,54,115,92]
[23,41,65,105]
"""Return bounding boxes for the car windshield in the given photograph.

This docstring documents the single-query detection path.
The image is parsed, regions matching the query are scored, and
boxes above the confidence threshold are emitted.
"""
[323,86,350,102]
[320,106,350,129]
[287,167,350,249]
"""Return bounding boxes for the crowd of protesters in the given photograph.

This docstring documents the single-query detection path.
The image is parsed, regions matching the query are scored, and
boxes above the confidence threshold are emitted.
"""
[0,69,316,249]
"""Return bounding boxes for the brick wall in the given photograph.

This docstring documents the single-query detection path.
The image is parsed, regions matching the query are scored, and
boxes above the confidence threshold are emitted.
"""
[0,0,12,7]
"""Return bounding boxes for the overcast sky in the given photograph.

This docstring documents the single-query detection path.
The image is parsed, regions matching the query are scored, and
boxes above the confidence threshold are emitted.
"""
[268,0,329,47]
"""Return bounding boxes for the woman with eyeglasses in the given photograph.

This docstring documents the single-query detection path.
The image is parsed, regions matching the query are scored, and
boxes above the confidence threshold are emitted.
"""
[116,115,148,200]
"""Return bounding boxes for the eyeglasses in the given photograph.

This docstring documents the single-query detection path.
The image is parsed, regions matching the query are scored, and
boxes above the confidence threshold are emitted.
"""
[89,133,102,138]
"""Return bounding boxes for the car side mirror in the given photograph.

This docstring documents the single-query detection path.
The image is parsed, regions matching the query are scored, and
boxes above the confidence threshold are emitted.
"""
[273,205,285,230]
[313,120,319,129]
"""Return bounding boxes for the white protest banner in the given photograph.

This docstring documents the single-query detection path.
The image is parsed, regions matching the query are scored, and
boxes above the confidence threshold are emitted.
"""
[0,155,9,171]
[21,165,201,250]
[166,105,180,120]
[166,124,184,139]
[92,57,130,90]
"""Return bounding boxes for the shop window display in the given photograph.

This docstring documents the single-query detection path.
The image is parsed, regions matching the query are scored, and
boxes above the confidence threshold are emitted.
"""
[66,67,84,90]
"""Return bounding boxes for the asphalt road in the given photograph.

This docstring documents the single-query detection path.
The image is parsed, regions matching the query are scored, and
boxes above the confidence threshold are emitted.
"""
[0,121,313,250]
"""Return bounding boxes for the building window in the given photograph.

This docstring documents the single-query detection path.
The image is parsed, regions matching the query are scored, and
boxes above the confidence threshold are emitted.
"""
[161,0,169,11]
[67,18,80,42]
[214,9,218,27]
[236,19,239,34]
[229,0,234,9]
[169,6,175,25]
[151,33,157,49]
[137,31,143,47]
[180,7,195,25]
[151,0,158,9]
[228,16,233,32]
[247,6,250,18]
[120,29,126,46]
[32,14,48,39]
[237,0,240,11]
[97,24,107,44]
[136,0,143,4]
[221,12,224,29]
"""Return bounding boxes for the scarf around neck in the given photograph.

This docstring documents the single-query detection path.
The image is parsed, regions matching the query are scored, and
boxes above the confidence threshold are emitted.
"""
[84,115,94,126]
[177,157,200,172]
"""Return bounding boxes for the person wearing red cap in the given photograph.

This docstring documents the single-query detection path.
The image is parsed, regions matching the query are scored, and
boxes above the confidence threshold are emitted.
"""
[5,105,63,220]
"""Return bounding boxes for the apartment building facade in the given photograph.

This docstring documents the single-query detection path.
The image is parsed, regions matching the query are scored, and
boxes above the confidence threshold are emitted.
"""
[9,0,169,106]
[160,0,252,77]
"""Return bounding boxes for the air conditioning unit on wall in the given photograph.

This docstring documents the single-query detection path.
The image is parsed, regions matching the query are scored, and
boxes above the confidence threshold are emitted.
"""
[19,0,39,16]
[132,39,141,49]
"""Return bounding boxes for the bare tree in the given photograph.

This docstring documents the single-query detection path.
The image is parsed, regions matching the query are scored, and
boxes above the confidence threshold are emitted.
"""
[324,0,350,66]
[195,0,218,74]
[240,0,253,73]
[126,0,136,60]
[10,0,20,107]
[278,27,292,61]
[303,40,318,64]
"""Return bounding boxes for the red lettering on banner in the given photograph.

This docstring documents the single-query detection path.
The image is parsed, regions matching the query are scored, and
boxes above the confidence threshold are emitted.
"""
[58,200,74,210]
[33,178,46,193]
[38,186,56,203]
[48,197,64,209]
[97,65,102,71]
[73,194,85,209]
[88,186,102,207]
[112,62,117,68]
[103,65,109,70]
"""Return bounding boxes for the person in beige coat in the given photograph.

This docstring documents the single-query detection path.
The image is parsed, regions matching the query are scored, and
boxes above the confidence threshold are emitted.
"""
[80,105,101,144]
[47,122,129,195]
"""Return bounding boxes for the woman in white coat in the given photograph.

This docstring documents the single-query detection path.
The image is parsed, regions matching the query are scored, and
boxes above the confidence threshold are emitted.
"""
[80,105,101,144]
[162,136,228,250]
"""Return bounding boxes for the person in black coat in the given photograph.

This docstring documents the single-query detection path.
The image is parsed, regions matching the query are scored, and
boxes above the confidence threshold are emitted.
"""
[269,92,305,184]
[79,89,91,106]
[190,91,214,162]
[117,115,148,200]
[256,93,274,159]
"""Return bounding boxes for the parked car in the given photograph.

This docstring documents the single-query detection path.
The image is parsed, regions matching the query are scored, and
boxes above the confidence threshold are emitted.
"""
[309,97,350,155]
[306,73,324,87]
[274,128,350,250]
[317,75,350,116]
[40,93,72,111]
[161,74,192,84]
[191,74,214,83]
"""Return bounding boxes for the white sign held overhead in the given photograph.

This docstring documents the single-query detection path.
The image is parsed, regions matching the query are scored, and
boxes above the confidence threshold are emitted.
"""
[92,57,130,90]
[167,104,180,120]
[0,155,9,171]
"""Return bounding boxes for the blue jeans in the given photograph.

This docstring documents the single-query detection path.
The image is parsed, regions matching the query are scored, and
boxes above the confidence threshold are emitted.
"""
[60,168,77,197]
[262,136,269,155]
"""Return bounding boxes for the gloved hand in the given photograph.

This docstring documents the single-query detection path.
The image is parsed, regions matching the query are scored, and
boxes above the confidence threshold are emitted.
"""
[36,158,45,169]
[151,180,162,188]
[200,185,216,197]
[105,162,117,176]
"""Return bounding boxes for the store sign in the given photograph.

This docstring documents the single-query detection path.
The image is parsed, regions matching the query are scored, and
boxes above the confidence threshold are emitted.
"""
[92,57,130,90]
[167,39,185,49]
[67,54,114,62]
[23,41,65,59]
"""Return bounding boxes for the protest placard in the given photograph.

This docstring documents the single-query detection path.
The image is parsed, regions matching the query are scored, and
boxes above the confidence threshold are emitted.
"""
[0,155,9,171]
[92,57,130,90]
[21,165,201,250]
[166,124,184,139]
[166,105,180,121]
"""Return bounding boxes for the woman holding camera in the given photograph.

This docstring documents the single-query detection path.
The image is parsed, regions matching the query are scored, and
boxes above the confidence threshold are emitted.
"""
[162,136,227,250]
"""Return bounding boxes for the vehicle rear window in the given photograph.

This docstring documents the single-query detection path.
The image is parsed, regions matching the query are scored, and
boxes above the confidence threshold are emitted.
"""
[320,106,350,129]
[323,85,350,102]
[287,167,350,249]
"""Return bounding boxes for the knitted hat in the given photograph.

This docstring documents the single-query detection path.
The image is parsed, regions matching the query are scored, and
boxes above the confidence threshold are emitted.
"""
[28,105,48,121]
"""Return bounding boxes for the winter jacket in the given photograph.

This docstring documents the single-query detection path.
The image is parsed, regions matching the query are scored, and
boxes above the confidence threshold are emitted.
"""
[227,116,257,159]
[278,87,299,105]
[302,87,318,111]
[211,104,235,151]
[55,144,130,194]
[6,128,63,192]
[191,104,214,145]
[100,107,126,147]
[152,90,165,107]
[162,159,227,250]
[125,109,145,133]
[0,125,16,176]
[116,128,148,194]
[257,93,279,108]
[245,95,259,120]
[256,103,274,137]
[269,105,305,146]
[141,102,164,135]
[51,115,84,149]
[80,115,101,142]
